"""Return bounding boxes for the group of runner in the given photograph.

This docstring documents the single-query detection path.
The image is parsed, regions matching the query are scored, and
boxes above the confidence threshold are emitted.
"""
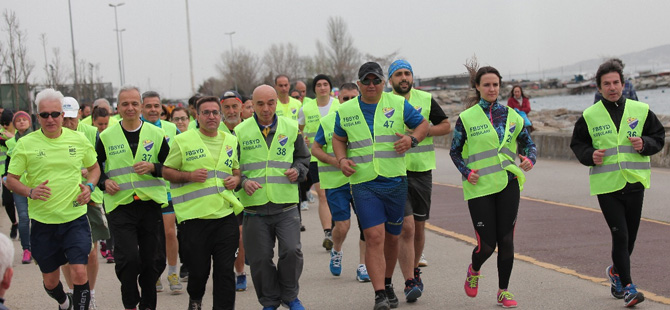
[0,57,661,310]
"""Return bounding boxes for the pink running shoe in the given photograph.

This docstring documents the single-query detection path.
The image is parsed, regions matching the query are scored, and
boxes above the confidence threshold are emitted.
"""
[497,290,518,308]
[21,249,32,264]
[464,264,481,297]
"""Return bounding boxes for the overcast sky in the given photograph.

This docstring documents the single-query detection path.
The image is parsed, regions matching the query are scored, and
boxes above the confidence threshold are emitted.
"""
[5,0,670,99]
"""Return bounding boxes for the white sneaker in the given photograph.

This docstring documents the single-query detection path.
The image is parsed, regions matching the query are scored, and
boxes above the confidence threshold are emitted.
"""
[418,253,428,267]
[300,201,309,210]
[89,295,98,310]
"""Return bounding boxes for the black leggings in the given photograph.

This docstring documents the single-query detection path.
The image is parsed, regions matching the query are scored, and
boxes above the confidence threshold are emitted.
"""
[467,178,519,290]
[597,190,643,287]
[2,183,16,224]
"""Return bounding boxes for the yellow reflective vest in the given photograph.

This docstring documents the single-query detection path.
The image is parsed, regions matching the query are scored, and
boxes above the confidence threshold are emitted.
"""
[302,97,340,162]
[317,113,349,189]
[403,89,435,172]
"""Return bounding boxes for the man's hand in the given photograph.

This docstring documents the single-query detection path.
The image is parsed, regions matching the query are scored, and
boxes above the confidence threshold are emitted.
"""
[133,161,155,175]
[339,158,357,177]
[592,149,606,165]
[104,179,121,195]
[244,180,262,196]
[393,133,412,154]
[284,168,298,183]
[224,175,240,190]
[190,169,208,183]
[467,169,479,185]
[628,137,644,151]
[76,184,91,205]
[30,180,52,201]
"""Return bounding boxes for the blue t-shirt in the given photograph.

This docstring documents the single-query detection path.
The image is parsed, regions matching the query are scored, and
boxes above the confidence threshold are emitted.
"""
[332,95,425,186]
[314,126,326,146]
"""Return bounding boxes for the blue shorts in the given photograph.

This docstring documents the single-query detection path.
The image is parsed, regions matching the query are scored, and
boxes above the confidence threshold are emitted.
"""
[31,215,92,273]
[326,184,355,222]
[351,177,407,236]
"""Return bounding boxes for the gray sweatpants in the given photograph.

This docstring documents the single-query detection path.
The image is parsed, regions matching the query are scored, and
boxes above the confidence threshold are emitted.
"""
[243,207,303,307]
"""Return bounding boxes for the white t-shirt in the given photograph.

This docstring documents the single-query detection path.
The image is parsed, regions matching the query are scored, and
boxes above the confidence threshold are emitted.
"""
[298,97,334,125]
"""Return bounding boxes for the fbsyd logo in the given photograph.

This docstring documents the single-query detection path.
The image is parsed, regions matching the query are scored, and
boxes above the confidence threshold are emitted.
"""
[414,106,422,114]
[383,107,395,118]
[226,145,233,157]
[277,134,288,146]
[143,139,154,152]
[627,117,639,130]
[291,108,297,114]
[509,122,516,133]
[165,135,170,143]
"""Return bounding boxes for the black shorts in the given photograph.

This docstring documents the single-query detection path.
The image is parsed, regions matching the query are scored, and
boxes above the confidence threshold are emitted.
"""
[162,200,175,214]
[404,170,433,221]
[308,161,320,184]
[31,215,92,273]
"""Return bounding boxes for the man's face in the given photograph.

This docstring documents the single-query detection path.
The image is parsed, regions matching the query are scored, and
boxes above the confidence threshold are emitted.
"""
[338,89,359,103]
[198,101,222,133]
[275,76,290,97]
[598,72,624,102]
[93,116,109,133]
[390,69,413,96]
[142,96,162,123]
[295,81,307,99]
[62,117,79,131]
[37,99,64,134]
[82,105,91,118]
[118,89,141,121]
[222,98,241,125]
[314,80,331,98]
[241,100,254,120]
[253,87,278,125]
[357,74,384,103]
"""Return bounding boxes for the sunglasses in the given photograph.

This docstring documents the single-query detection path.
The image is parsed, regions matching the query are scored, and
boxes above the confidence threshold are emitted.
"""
[360,78,383,86]
[341,96,356,101]
[39,111,62,119]
[200,110,221,116]
[291,95,301,99]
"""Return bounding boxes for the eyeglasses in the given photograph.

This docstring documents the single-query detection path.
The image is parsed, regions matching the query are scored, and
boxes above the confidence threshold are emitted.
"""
[360,78,383,86]
[200,110,221,116]
[39,111,62,119]
[172,117,188,122]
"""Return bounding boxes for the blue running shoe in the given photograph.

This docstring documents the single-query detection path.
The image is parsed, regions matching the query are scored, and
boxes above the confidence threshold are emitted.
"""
[414,267,423,291]
[236,273,247,291]
[285,298,305,310]
[261,306,278,310]
[404,279,422,303]
[330,250,342,276]
[606,265,624,299]
[623,284,645,307]
[357,264,371,282]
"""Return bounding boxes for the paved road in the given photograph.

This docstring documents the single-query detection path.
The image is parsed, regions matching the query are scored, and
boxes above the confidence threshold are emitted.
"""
[1,148,669,309]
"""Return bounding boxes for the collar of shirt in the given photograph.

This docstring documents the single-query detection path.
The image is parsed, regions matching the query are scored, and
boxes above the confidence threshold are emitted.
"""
[140,116,162,128]
[254,114,278,131]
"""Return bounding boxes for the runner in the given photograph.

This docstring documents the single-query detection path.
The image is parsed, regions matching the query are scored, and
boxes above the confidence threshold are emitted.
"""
[170,107,190,134]
[331,62,428,310]
[570,59,665,307]
[96,86,169,310]
[6,88,100,310]
[0,110,17,240]
[294,81,307,103]
[274,75,302,121]
[449,66,536,308]
[237,84,309,310]
[163,95,243,310]
[388,60,451,303]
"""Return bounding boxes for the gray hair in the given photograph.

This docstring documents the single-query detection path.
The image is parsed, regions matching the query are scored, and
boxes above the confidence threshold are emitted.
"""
[0,233,13,278]
[117,85,141,99]
[35,88,64,112]
[141,90,161,103]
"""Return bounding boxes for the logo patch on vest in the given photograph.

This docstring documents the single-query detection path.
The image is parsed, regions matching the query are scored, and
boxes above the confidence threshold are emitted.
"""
[143,140,154,152]
[226,145,233,157]
[414,106,422,114]
[165,135,170,143]
[509,122,516,133]
[291,108,297,115]
[277,134,288,146]
[383,107,395,118]
[627,117,638,130]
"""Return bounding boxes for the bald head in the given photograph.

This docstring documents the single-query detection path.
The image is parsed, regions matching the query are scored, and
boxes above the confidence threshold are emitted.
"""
[252,85,278,125]
[295,81,307,102]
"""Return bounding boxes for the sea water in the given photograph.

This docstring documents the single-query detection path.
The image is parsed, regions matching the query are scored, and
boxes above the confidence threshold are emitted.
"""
[530,88,670,115]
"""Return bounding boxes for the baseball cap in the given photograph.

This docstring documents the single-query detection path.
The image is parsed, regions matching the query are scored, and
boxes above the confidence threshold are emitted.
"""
[63,97,80,118]
[220,90,243,103]
[358,62,384,81]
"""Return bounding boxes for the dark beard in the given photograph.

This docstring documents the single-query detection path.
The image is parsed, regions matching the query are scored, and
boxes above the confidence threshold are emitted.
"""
[392,82,412,96]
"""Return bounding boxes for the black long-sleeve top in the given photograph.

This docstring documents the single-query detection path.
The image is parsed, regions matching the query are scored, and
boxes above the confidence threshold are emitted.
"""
[570,96,665,193]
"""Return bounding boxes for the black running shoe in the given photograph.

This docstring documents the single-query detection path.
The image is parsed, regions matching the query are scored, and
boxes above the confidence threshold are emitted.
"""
[385,283,399,308]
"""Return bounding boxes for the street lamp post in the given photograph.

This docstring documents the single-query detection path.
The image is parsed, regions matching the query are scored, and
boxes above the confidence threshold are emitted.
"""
[119,29,126,84]
[68,0,79,102]
[109,2,125,86]
[225,31,237,92]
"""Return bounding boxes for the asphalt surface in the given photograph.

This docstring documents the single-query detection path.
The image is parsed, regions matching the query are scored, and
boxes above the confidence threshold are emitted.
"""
[1,147,669,309]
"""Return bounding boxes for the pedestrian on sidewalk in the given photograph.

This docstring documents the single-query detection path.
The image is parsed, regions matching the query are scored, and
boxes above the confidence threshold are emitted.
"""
[570,58,665,308]
[449,65,536,308]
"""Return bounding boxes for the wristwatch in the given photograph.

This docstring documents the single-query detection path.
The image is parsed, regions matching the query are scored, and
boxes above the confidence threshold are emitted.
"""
[86,182,95,192]
[409,135,419,148]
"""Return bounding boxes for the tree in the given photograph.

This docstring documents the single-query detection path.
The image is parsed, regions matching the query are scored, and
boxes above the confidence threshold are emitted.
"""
[216,47,262,97]
[2,10,33,113]
[363,50,401,77]
[314,16,360,87]
[197,76,226,97]
[263,43,306,81]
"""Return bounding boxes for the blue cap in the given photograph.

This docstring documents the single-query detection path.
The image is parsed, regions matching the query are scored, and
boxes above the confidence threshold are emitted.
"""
[388,60,413,79]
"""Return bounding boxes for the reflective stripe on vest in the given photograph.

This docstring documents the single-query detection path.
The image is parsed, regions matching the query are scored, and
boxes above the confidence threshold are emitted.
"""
[100,123,168,213]
[583,100,650,195]
[338,93,407,184]
[459,104,525,200]
[236,116,299,206]
[303,98,340,162]
[403,89,436,171]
